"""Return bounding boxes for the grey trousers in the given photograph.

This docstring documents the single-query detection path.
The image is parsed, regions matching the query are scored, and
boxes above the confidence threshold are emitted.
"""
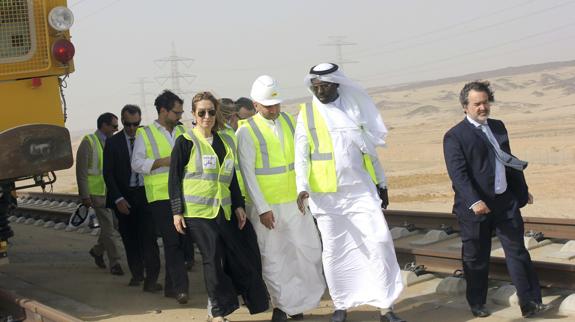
[90,195,121,266]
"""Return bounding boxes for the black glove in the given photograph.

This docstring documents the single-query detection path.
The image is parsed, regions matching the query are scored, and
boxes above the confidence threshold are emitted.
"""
[377,185,389,209]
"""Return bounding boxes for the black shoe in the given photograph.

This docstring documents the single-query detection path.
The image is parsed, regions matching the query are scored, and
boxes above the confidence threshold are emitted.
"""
[331,310,347,322]
[89,249,106,269]
[380,311,406,322]
[289,313,304,320]
[470,304,491,318]
[128,277,143,286]
[272,308,288,322]
[521,301,552,318]
[176,293,189,304]
[143,282,163,293]
[110,264,124,276]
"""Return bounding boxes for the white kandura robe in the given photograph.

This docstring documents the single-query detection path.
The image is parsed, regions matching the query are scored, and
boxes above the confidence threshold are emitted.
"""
[294,97,404,310]
[237,114,326,315]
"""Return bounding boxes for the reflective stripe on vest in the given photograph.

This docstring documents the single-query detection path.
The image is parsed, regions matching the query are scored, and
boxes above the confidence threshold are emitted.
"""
[218,127,248,202]
[182,129,234,220]
[84,134,106,196]
[244,112,297,204]
[300,103,377,193]
[138,124,185,202]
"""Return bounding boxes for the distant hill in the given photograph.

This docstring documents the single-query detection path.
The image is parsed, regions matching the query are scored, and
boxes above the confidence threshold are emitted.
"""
[367,59,575,94]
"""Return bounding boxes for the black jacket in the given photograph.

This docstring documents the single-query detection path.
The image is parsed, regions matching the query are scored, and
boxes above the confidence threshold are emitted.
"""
[103,130,137,209]
[443,118,529,222]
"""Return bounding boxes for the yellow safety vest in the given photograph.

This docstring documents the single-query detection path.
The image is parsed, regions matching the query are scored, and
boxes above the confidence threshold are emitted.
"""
[83,134,106,196]
[299,103,378,193]
[242,112,297,204]
[83,133,106,196]
[137,123,185,203]
[182,128,235,220]
[220,126,247,201]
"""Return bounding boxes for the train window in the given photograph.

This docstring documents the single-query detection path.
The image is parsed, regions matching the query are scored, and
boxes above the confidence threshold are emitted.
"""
[0,0,36,63]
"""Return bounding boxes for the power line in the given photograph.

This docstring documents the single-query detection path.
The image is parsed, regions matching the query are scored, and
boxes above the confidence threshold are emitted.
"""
[69,0,91,8]
[349,0,540,56]
[278,24,575,99]
[358,22,575,83]
[320,36,358,69]
[75,0,123,24]
[154,42,196,99]
[355,0,575,58]
[130,78,156,123]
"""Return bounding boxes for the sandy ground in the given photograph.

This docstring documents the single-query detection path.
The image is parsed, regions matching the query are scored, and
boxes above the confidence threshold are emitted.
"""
[1,223,573,322]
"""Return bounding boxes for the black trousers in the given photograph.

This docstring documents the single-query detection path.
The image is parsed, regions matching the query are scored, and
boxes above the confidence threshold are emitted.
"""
[115,187,160,284]
[149,200,189,295]
[185,210,268,317]
[182,231,195,263]
[458,191,541,307]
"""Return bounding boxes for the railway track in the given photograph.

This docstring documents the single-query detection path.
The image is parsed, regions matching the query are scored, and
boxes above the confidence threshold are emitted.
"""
[0,287,82,322]
[386,209,575,290]
[9,192,83,231]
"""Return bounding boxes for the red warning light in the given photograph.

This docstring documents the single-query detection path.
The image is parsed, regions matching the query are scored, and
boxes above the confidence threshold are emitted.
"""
[52,39,75,64]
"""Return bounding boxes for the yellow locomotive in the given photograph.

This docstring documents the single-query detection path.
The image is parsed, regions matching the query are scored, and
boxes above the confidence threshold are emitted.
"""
[0,0,76,262]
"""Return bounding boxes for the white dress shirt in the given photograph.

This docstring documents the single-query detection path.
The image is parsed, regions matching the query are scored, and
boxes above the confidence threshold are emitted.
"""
[466,115,507,196]
[131,120,180,175]
[123,130,144,187]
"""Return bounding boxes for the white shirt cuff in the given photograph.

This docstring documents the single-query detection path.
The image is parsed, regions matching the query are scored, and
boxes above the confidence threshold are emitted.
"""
[469,200,482,209]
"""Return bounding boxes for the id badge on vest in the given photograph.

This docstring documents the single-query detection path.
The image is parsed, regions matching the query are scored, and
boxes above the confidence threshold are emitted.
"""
[202,155,217,170]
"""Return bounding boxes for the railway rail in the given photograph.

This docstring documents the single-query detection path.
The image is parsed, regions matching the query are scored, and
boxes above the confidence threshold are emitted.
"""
[0,287,82,322]
[8,193,575,294]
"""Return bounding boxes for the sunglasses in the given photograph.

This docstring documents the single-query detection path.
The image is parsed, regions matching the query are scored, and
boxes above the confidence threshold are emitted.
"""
[123,121,140,128]
[197,109,216,118]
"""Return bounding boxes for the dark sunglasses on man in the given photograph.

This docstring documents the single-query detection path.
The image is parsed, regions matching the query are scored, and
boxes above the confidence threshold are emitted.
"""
[197,109,216,118]
[122,121,140,128]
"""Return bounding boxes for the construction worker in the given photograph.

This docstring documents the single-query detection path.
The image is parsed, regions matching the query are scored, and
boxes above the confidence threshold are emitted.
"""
[237,75,325,322]
[131,90,189,304]
[76,112,123,276]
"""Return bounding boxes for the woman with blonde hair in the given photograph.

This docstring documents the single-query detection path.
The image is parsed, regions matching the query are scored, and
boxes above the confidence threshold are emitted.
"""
[169,91,268,321]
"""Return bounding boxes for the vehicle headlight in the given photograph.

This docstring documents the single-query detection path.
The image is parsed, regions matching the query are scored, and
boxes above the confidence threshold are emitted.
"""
[48,7,74,31]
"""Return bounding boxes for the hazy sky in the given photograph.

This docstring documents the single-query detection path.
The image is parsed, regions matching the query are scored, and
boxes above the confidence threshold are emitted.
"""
[64,0,575,131]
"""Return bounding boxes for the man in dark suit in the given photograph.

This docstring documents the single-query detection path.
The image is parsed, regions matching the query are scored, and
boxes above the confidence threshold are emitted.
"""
[103,104,161,291]
[443,81,550,318]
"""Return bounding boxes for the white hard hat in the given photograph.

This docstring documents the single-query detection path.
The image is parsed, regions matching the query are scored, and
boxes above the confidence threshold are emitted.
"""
[250,75,282,106]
